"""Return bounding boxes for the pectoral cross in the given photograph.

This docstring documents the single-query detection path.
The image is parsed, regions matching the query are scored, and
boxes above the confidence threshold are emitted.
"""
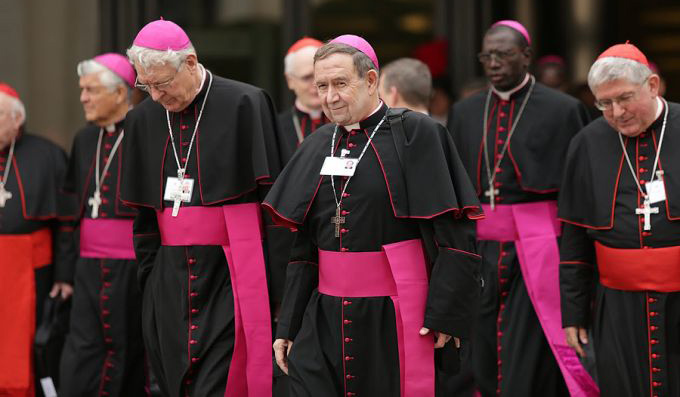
[171,169,186,217]
[636,199,659,231]
[88,190,101,218]
[330,207,346,238]
[0,183,12,208]
[485,186,499,210]
[171,188,183,217]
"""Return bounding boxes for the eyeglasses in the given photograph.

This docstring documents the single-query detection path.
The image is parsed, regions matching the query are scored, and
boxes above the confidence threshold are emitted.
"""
[477,49,518,64]
[594,78,649,111]
[134,63,184,93]
[594,92,639,111]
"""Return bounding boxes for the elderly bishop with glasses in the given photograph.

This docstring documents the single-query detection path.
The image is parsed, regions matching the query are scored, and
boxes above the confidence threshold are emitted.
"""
[120,19,283,397]
[447,20,597,397]
[559,42,680,397]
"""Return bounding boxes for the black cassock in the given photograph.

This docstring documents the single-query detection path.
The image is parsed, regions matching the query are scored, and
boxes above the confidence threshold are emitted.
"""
[559,102,680,397]
[58,122,147,396]
[264,105,483,397]
[120,71,282,397]
[270,107,328,305]
[448,79,591,396]
[0,132,74,395]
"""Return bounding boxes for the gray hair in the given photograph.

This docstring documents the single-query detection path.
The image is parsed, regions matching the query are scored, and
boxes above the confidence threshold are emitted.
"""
[126,44,196,71]
[284,45,318,75]
[381,58,432,108]
[314,42,378,78]
[588,57,652,92]
[77,59,126,92]
[0,92,26,125]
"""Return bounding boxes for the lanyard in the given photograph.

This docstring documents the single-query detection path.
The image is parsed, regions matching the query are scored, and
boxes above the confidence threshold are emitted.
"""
[329,113,388,209]
[165,68,213,180]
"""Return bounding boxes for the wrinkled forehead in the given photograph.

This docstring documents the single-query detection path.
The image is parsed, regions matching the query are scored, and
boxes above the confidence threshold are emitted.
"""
[314,53,357,79]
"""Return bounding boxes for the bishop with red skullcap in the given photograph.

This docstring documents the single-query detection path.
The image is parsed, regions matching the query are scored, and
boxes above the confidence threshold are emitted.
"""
[0,82,76,397]
[559,43,680,396]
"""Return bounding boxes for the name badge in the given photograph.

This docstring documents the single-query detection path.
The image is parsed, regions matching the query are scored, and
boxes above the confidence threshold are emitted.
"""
[164,177,194,202]
[646,180,666,204]
[320,156,358,177]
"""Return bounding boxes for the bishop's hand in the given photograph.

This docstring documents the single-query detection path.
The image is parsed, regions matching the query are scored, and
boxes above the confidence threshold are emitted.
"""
[565,326,589,357]
[419,327,460,349]
[273,338,293,375]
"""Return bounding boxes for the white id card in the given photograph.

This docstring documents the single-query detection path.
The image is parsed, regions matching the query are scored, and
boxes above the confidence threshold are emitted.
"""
[164,177,194,202]
[646,180,667,204]
[319,156,359,177]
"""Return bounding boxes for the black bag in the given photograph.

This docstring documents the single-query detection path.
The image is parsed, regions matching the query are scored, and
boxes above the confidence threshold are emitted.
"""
[34,295,71,394]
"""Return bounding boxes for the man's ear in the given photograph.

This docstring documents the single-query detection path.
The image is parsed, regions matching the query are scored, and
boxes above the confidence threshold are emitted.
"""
[366,69,379,94]
[116,85,128,104]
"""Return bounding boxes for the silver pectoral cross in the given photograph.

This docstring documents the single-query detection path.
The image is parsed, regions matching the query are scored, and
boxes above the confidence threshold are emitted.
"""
[330,206,346,238]
[0,183,12,208]
[171,188,183,217]
[88,190,102,218]
[636,199,659,231]
[171,169,186,217]
[485,186,499,210]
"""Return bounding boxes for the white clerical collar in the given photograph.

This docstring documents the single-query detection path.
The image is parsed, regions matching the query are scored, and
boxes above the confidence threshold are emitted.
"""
[295,100,323,119]
[343,101,383,131]
[654,96,664,120]
[492,73,530,101]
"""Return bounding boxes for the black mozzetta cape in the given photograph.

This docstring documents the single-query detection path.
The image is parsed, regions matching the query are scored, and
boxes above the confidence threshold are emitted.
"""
[264,108,483,226]
[448,81,591,196]
[120,72,282,209]
[559,102,680,228]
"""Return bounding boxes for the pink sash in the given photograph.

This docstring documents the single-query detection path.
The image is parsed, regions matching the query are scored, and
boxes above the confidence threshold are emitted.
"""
[80,218,136,259]
[318,239,434,397]
[156,204,272,397]
[476,201,599,397]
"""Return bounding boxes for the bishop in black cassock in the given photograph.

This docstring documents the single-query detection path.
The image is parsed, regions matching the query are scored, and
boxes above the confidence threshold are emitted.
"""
[58,53,147,396]
[560,42,680,397]
[120,20,282,397]
[0,83,75,397]
[448,21,594,396]
[265,35,482,397]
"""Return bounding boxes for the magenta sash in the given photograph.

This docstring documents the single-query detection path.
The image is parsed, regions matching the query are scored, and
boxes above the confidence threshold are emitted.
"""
[156,204,272,397]
[318,239,434,397]
[80,218,135,259]
[476,202,599,397]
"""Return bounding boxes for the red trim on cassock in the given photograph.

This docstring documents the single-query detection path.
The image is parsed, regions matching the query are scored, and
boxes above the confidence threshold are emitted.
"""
[441,246,482,258]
